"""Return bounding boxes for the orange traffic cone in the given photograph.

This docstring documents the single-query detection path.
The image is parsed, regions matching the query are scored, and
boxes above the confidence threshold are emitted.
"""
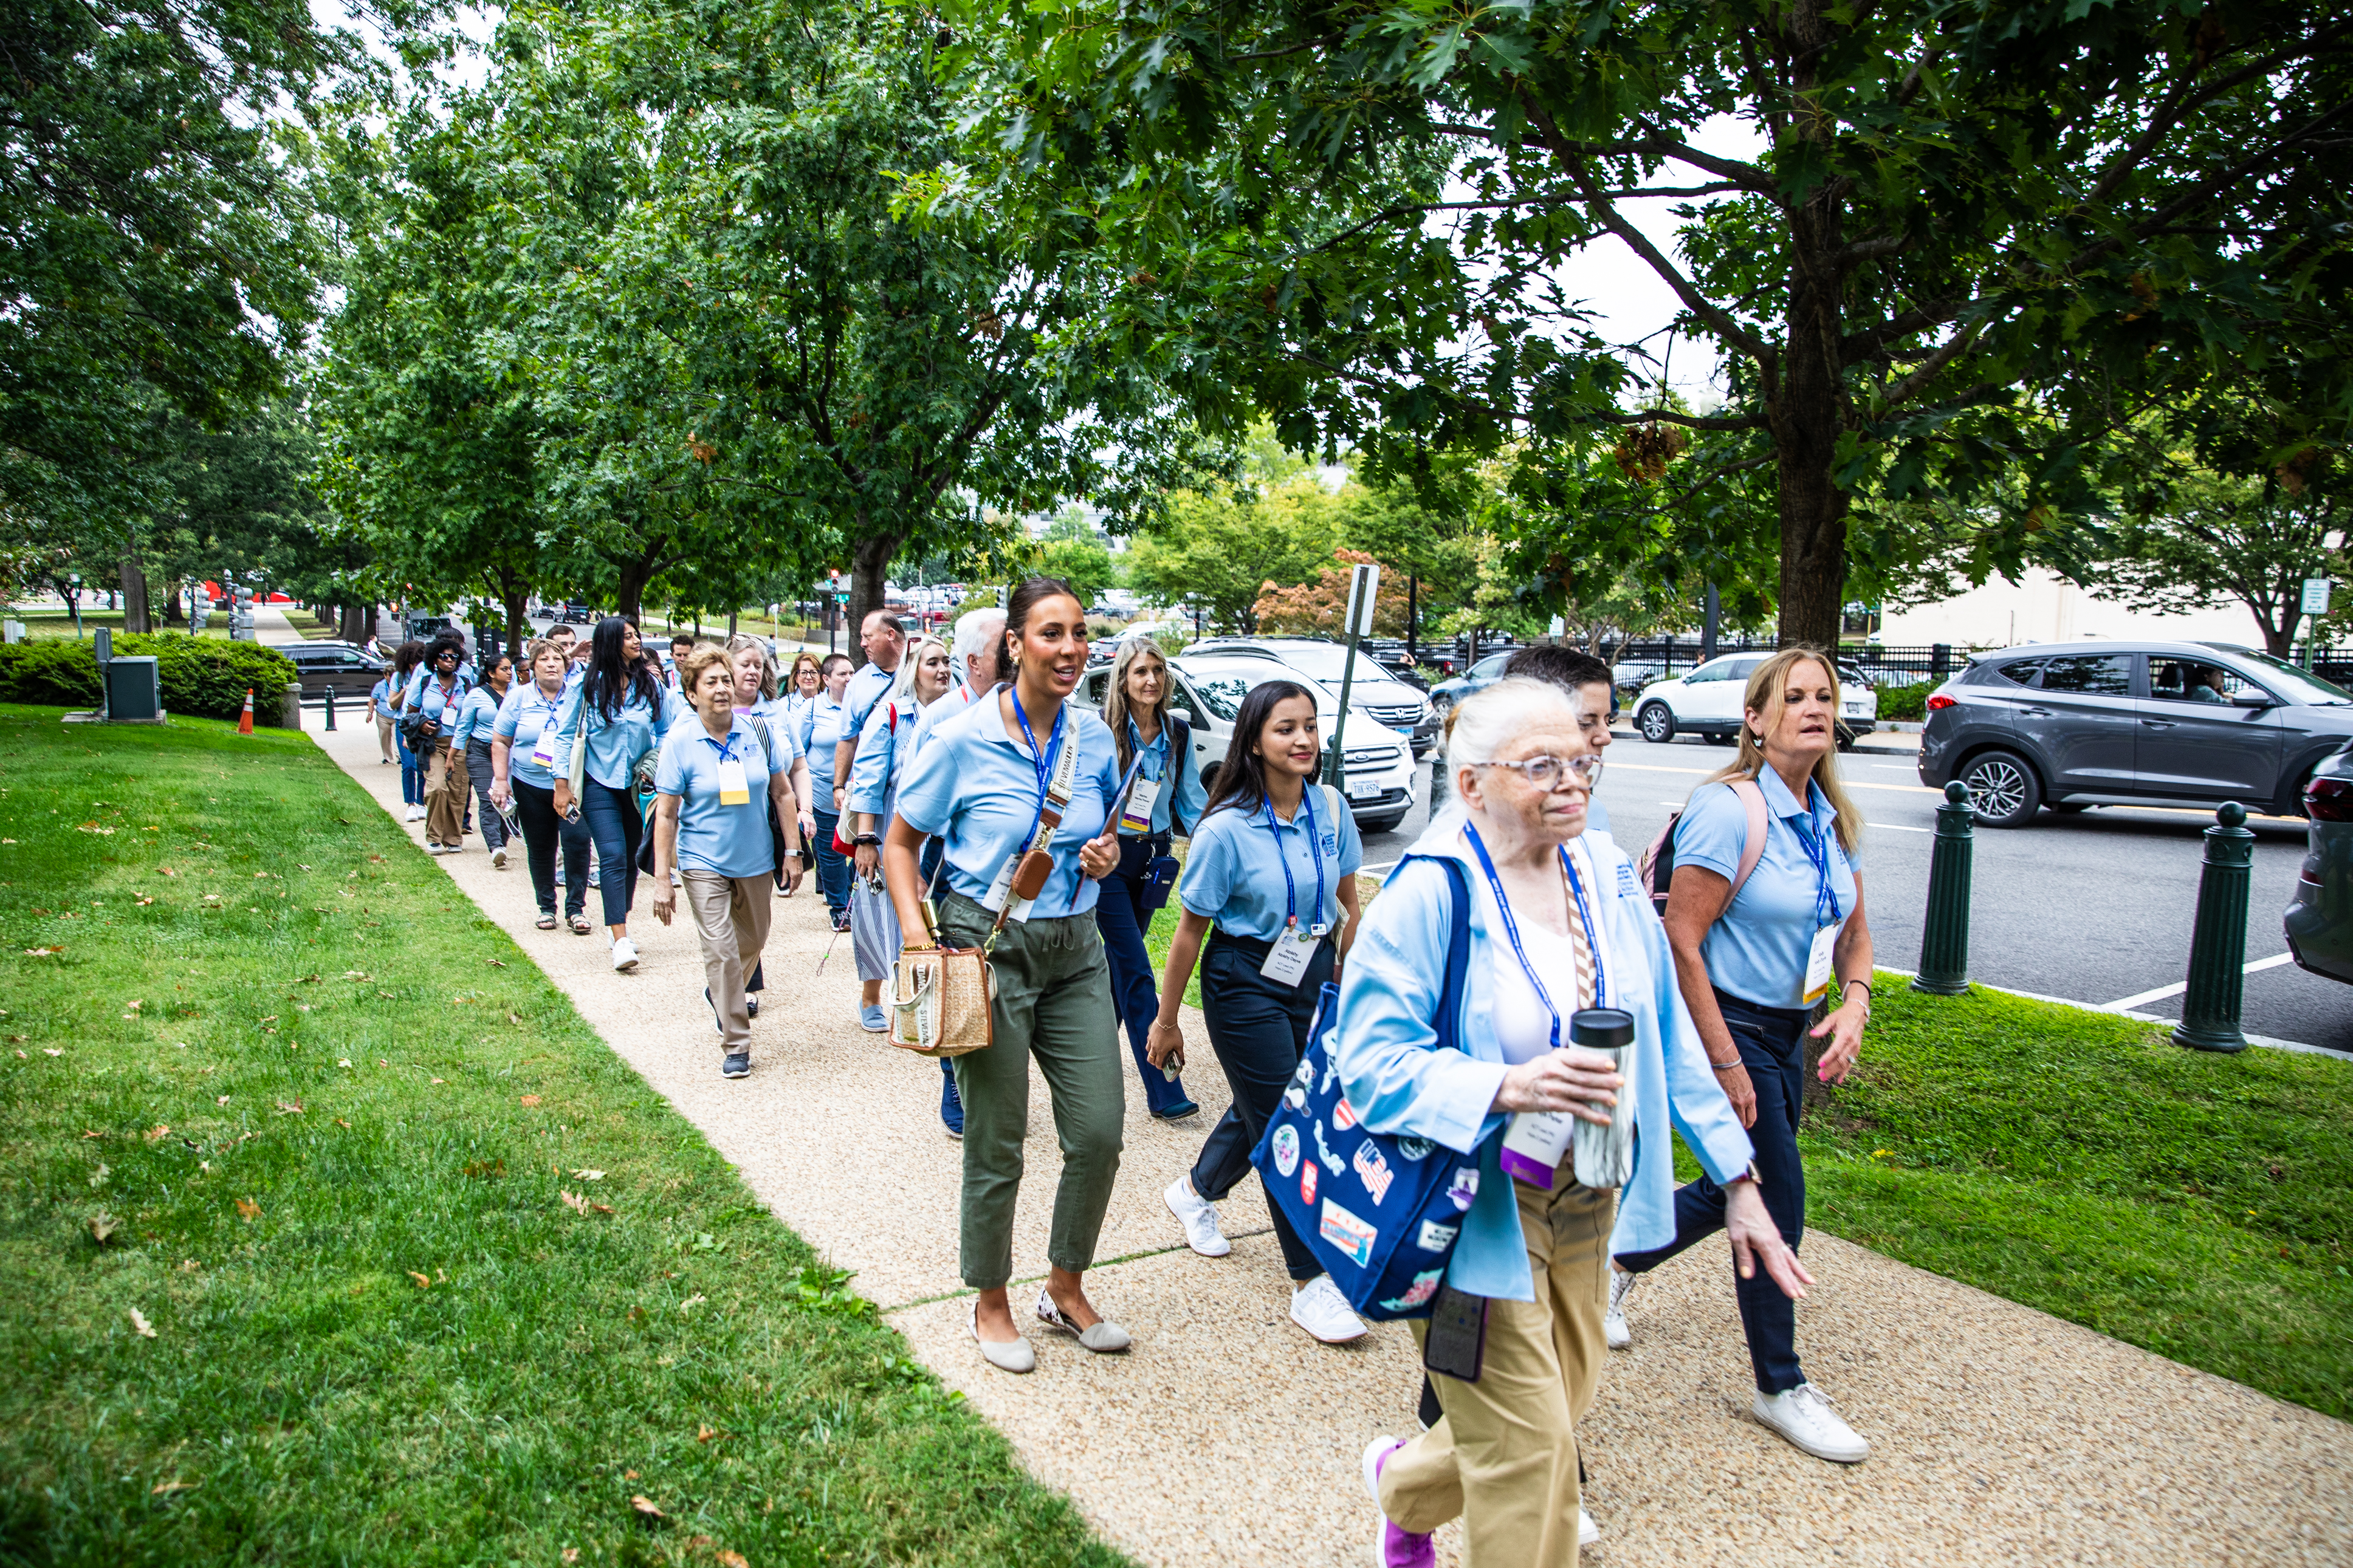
[237,688,255,735]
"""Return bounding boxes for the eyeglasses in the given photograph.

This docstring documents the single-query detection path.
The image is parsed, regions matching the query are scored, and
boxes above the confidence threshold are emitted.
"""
[1474,754,1604,792]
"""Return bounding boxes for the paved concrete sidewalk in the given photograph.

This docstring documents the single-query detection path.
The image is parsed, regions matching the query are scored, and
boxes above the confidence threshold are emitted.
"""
[303,711,2352,1565]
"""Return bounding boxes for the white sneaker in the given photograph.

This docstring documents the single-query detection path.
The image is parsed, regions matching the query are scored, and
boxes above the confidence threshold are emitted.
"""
[1579,1507,1599,1547]
[405,804,425,822]
[611,937,639,972]
[1753,1383,1870,1464]
[1163,1179,1230,1258]
[1288,1273,1368,1344]
[1605,1265,1637,1350]
[491,844,508,869]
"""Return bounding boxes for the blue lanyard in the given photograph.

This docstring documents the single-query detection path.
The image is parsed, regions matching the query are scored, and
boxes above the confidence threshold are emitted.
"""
[1262,787,1330,934]
[1008,686,1066,852]
[1793,806,1843,927]
[1463,824,1607,1053]
[702,727,742,764]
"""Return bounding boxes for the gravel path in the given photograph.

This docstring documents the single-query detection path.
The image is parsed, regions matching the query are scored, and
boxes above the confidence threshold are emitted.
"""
[309,716,2353,1565]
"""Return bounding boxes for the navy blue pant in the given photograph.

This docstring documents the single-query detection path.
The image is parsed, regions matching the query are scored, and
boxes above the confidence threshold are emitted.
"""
[1191,934,1334,1281]
[580,778,643,929]
[1093,842,1192,1116]
[512,778,589,918]
[811,806,851,917]
[1613,988,1810,1394]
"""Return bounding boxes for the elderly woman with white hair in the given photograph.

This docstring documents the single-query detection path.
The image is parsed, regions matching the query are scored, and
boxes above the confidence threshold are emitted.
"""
[845,632,957,1031]
[1344,677,1809,1568]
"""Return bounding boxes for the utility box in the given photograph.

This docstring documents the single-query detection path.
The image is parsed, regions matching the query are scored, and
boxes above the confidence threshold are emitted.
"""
[103,657,165,722]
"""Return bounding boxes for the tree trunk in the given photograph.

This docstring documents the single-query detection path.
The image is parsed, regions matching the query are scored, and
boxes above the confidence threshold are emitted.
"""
[1768,196,1852,652]
[614,550,661,625]
[120,555,152,634]
[848,529,900,668]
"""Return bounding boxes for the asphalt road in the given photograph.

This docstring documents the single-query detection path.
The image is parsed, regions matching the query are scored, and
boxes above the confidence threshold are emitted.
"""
[1356,731,2352,1055]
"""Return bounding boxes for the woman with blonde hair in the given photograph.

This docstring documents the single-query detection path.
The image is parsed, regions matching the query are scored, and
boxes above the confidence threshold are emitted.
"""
[1609,644,1876,1467]
[846,633,956,1029]
[1096,634,1206,1120]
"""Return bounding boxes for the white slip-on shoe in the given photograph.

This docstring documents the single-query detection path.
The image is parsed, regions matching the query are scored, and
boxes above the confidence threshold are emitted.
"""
[1163,1178,1231,1258]
[1289,1274,1369,1344]
[610,937,639,972]
[1753,1382,1870,1464]
[1605,1265,1637,1351]
[1579,1506,1599,1546]
[491,844,508,869]
[969,1299,1035,1374]
[1034,1284,1130,1352]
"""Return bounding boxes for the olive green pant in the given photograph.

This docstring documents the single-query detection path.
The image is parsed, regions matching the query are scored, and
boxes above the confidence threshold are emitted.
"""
[938,891,1126,1290]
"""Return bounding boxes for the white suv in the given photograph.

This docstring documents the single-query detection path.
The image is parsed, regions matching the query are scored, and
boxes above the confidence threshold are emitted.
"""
[1633,654,1879,747]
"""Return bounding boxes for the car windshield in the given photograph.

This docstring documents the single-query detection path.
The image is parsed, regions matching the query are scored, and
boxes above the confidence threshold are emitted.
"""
[1178,661,1336,724]
[1245,642,1396,684]
[2205,646,2353,705]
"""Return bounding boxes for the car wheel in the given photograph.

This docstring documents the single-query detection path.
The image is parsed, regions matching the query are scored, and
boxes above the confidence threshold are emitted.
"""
[1961,749,2042,828]
[1638,703,1675,744]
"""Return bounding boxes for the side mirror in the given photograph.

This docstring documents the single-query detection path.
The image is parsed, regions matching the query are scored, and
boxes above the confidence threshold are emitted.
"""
[2232,691,2275,710]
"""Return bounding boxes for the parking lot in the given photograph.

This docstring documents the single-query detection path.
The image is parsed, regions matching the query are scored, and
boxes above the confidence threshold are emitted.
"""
[1358,731,2352,1055]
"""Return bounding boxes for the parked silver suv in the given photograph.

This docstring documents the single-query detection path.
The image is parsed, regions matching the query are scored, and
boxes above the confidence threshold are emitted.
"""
[1917,640,2353,827]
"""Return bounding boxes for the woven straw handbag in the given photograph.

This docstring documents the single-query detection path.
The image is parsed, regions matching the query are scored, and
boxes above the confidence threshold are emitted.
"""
[888,945,994,1057]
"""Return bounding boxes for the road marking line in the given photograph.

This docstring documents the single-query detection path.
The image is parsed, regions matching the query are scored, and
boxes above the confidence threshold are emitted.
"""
[1867,822,1932,832]
[2103,953,2296,1012]
[1603,761,1936,795]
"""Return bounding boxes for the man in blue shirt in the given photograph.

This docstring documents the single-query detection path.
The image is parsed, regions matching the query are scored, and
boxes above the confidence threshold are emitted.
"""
[831,608,906,812]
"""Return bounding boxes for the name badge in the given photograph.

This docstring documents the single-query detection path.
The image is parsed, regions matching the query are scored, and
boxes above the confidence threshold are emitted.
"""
[530,728,555,767]
[1119,775,1161,836]
[982,852,1036,923]
[442,701,460,727]
[1260,926,1319,987]
[1802,919,1843,1006]
[715,756,751,806]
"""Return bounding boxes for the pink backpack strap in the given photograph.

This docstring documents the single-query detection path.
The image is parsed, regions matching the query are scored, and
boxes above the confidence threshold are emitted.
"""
[1727,777,1770,898]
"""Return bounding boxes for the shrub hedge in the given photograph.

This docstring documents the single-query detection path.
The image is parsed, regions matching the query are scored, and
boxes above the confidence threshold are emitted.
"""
[0,635,298,723]
[1877,681,1936,722]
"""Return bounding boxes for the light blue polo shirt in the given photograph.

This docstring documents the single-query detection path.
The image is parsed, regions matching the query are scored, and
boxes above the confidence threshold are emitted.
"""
[549,677,684,792]
[909,680,982,761]
[1675,768,1861,1010]
[403,664,476,710]
[894,694,1123,919]
[451,685,504,751]
[847,696,927,821]
[802,697,850,813]
[370,677,397,721]
[669,694,800,762]
[843,660,897,741]
[407,671,470,734]
[1180,786,1364,941]
[654,717,778,878]
[1122,717,1208,835]
[492,681,570,790]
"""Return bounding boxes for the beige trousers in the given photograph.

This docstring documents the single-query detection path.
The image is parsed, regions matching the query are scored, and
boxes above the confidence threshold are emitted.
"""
[424,741,469,846]
[376,713,399,763]
[682,869,772,1052]
[1381,1171,1616,1568]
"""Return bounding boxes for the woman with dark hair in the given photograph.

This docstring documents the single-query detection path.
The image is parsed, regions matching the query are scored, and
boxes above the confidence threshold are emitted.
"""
[885,577,1130,1374]
[490,637,594,933]
[1096,635,1205,1121]
[800,652,856,930]
[1145,679,1369,1344]
[453,652,515,869]
[550,616,684,972]
[404,634,473,854]
[388,640,429,821]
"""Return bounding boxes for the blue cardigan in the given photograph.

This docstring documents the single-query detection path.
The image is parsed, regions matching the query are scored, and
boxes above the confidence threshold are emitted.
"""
[1333,819,1756,1302]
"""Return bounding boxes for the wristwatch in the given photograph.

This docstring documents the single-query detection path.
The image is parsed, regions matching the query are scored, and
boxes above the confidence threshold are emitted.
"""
[1725,1160,1765,1190]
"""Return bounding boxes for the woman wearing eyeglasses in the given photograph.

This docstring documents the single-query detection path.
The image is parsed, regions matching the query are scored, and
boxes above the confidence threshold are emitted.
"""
[490,638,593,933]
[1607,645,1876,1470]
[1145,679,1368,1345]
[549,617,686,973]
[1345,678,1800,1568]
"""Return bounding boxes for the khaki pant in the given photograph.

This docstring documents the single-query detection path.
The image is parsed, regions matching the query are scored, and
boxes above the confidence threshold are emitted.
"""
[1381,1171,1616,1568]
[682,869,773,1052]
[424,741,469,846]
[376,713,398,764]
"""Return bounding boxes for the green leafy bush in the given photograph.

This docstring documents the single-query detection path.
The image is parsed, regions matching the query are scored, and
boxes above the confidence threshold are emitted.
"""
[1878,681,1937,722]
[0,635,297,722]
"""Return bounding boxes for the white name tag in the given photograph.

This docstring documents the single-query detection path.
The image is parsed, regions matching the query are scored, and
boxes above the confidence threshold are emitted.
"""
[1802,919,1843,1006]
[1119,775,1161,836]
[982,852,1034,922]
[715,756,750,806]
[531,729,555,767]
[1260,926,1319,987]
[442,701,460,727]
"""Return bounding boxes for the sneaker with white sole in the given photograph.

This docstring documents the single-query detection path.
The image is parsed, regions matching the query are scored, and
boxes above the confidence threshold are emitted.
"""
[1753,1382,1870,1464]
[1580,1506,1599,1546]
[1362,1437,1434,1568]
[1163,1179,1231,1258]
[1605,1265,1637,1350]
[405,804,424,822]
[610,937,639,972]
[859,1003,886,1032]
[491,844,508,869]
[720,1051,750,1080]
[1288,1274,1368,1344]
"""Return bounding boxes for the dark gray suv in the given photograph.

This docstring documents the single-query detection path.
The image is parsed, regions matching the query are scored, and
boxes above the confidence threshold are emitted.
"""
[1917,640,2353,827]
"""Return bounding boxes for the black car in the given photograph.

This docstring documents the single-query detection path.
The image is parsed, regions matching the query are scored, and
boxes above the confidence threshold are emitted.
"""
[279,641,390,699]
[2284,740,2353,985]
[1917,639,2353,827]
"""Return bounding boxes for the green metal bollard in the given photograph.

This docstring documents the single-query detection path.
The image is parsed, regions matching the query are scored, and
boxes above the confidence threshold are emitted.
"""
[2173,801,2253,1053]
[324,685,337,731]
[1911,779,1975,995]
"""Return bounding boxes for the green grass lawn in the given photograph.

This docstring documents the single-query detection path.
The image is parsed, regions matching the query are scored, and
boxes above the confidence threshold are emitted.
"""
[0,706,1127,1566]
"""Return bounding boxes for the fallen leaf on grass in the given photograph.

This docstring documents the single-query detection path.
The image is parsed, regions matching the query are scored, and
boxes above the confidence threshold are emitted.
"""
[716,1553,748,1568]
[560,1189,588,1214]
[623,1470,639,1480]
[298,864,312,871]
[368,855,384,863]
[81,1129,103,1140]
[341,971,369,981]
[695,1424,726,1443]
[572,1169,604,1181]
[128,1307,155,1338]
[234,1198,260,1221]
[159,866,176,876]
[630,1495,663,1520]
[429,1077,445,1085]
[88,1213,119,1243]
[485,958,507,968]
[518,1094,541,1106]
[136,898,154,906]
[144,1126,168,1142]
[151,1479,195,1495]
[216,1095,230,1106]
[678,1293,707,1313]
[336,1057,349,1067]
[562,1553,580,1566]
[334,1118,349,1128]
[25,949,62,958]
[274,1100,303,1115]
[407,1271,432,1289]
[44,1047,63,1056]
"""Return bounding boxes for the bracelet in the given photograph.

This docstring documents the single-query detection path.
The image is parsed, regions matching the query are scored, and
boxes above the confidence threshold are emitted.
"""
[853,834,881,847]
[1709,1058,1743,1073]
